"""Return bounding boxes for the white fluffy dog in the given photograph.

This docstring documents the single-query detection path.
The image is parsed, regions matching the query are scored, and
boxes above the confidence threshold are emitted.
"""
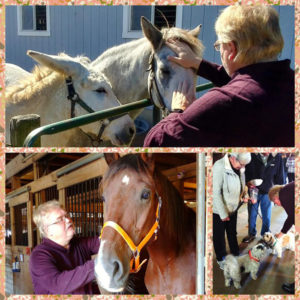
[263,227,295,258]
[223,243,267,289]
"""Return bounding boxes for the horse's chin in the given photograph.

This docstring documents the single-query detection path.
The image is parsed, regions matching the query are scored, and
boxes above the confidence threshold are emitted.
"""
[98,284,125,294]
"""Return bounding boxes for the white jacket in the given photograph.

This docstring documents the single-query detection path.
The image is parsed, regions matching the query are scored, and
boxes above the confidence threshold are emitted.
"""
[213,154,246,219]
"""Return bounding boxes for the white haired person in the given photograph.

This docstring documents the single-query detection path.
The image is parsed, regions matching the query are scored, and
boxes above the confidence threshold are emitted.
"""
[212,153,251,269]
[29,200,100,294]
[144,4,294,147]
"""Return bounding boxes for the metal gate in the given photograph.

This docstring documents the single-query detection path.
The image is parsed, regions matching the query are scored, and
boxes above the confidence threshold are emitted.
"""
[65,176,103,237]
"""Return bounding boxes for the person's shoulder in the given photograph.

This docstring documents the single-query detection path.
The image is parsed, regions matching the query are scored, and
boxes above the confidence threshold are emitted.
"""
[213,157,225,170]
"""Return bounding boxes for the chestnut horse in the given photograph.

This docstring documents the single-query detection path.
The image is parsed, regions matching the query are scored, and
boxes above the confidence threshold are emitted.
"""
[95,153,196,294]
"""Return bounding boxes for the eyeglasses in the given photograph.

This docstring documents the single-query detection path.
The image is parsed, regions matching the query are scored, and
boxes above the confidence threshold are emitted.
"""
[47,213,70,227]
[214,41,222,51]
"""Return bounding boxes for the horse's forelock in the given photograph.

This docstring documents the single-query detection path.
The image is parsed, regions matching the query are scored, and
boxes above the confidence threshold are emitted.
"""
[161,27,204,58]
[103,154,152,187]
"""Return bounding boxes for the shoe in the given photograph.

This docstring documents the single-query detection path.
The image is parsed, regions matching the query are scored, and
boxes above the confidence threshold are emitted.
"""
[282,282,294,294]
[217,260,225,270]
[242,235,256,243]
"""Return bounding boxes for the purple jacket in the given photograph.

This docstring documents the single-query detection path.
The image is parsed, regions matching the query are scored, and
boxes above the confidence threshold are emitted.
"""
[144,59,294,147]
[279,181,295,234]
[30,236,100,294]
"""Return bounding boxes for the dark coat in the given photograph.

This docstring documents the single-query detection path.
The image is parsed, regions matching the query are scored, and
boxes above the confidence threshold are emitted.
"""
[245,153,286,194]
[144,59,294,147]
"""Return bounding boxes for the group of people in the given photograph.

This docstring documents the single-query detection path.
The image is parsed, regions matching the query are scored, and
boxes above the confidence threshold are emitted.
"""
[213,153,295,293]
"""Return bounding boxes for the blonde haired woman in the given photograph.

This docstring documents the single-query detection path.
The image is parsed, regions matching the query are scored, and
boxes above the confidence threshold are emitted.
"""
[144,5,294,147]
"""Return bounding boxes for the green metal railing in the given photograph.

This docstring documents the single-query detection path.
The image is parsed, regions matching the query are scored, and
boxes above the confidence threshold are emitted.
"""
[23,82,213,147]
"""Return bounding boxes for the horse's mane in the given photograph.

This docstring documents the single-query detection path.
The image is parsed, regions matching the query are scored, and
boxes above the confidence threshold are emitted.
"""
[6,53,91,104]
[160,26,204,58]
[102,154,196,256]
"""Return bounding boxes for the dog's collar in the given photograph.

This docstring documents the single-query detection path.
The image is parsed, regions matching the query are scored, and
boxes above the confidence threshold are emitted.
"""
[248,250,260,262]
[272,238,278,248]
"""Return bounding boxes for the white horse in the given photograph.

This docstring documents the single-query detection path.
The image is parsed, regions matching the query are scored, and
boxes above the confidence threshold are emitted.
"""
[92,17,204,116]
[5,51,136,147]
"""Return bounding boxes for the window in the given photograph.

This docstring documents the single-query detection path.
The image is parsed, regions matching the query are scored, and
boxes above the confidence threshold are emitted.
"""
[17,6,50,36]
[122,5,183,39]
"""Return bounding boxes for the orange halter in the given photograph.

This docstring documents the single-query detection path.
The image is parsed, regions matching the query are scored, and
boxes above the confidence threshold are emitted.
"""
[100,195,162,273]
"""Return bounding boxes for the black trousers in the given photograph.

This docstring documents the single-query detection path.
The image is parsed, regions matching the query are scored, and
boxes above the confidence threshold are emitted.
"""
[213,212,239,261]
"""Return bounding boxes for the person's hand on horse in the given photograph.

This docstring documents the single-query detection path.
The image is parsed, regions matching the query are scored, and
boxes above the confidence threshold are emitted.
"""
[166,39,202,71]
[171,80,195,111]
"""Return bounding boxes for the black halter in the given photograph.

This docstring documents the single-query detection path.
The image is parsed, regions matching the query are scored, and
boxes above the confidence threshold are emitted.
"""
[147,53,170,117]
[65,77,127,146]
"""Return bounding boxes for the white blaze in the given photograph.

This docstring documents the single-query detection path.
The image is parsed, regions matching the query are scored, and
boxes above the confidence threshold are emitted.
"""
[122,174,130,185]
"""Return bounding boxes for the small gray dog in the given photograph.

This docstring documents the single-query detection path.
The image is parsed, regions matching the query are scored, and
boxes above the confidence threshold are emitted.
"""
[223,243,267,289]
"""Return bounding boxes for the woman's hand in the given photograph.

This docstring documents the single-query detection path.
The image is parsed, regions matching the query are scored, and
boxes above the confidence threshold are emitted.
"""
[222,217,230,222]
[275,232,284,239]
[166,39,202,70]
[171,80,195,111]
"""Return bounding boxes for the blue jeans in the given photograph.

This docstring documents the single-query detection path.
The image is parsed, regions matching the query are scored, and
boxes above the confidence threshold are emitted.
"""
[249,193,272,236]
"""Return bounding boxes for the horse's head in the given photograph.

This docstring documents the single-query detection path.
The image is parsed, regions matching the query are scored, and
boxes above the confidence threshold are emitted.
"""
[95,153,160,293]
[141,17,204,113]
[27,50,136,146]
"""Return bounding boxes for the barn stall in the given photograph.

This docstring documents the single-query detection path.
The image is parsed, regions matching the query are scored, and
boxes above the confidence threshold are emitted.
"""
[5,153,198,294]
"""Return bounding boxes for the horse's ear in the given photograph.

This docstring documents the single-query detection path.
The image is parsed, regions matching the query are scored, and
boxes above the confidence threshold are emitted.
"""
[140,153,155,174]
[189,24,202,37]
[27,50,84,78]
[141,16,162,50]
[104,153,120,166]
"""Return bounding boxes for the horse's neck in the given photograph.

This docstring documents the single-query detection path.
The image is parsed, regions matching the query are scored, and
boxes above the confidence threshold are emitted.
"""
[5,77,76,146]
[145,231,196,294]
[93,38,152,103]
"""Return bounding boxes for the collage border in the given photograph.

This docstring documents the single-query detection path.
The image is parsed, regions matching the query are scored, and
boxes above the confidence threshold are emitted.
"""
[0,0,299,299]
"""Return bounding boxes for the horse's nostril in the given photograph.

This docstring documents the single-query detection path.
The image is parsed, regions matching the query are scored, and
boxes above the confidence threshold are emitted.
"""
[112,260,121,278]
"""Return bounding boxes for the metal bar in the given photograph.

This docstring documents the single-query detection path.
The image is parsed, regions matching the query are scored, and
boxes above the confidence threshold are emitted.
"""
[23,82,213,147]
[6,186,31,200]
[196,82,214,92]
[196,153,206,295]
[24,99,151,147]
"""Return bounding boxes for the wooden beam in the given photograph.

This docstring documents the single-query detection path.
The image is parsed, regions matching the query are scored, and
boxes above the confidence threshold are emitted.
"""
[162,162,196,182]
[6,154,47,180]
[184,182,197,189]
[57,158,108,190]
[27,195,33,248]
[8,192,29,207]
[10,206,15,247]
[29,172,57,193]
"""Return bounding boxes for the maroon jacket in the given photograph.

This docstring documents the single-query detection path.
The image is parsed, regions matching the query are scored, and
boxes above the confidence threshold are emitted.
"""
[144,59,294,147]
[279,181,295,234]
[30,236,100,294]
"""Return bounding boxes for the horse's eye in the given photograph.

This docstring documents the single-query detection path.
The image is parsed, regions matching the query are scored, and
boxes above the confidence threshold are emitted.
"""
[160,68,170,76]
[141,190,151,201]
[96,87,106,94]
